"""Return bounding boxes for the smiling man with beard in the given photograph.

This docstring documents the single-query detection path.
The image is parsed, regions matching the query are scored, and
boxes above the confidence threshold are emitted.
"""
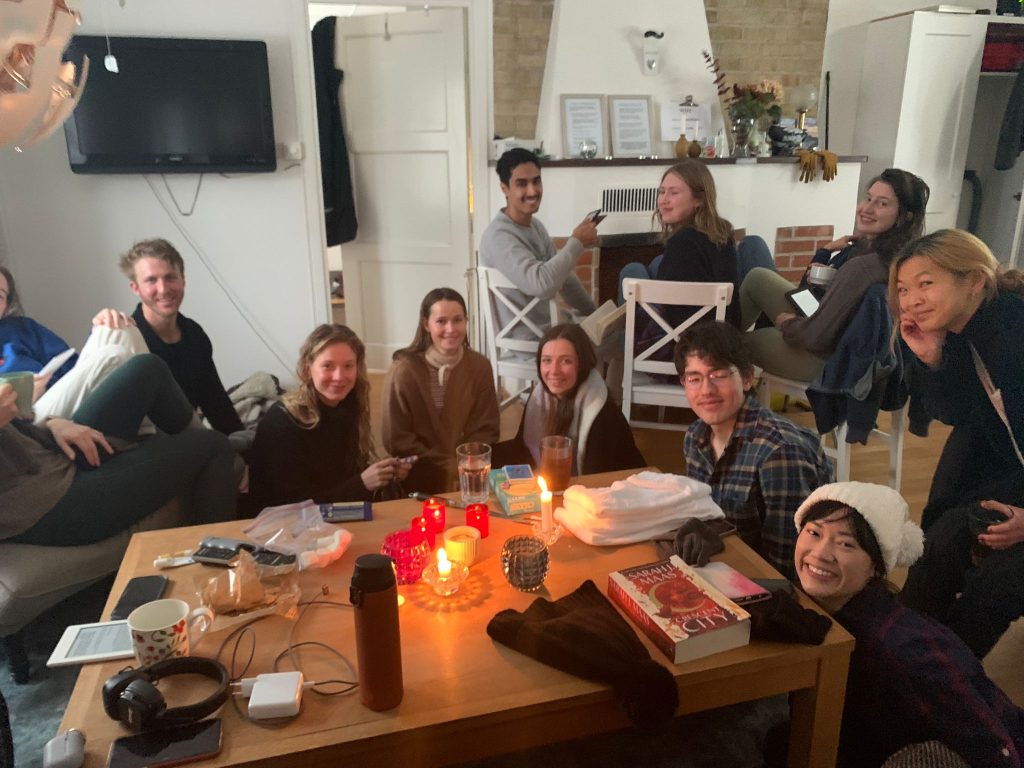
[479,148,599,339]
[675,321,833,580]
[93,238,244,436]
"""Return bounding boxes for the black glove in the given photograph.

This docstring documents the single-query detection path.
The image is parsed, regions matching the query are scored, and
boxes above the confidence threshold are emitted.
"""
[747,590,832,645]
[672,518,725,567]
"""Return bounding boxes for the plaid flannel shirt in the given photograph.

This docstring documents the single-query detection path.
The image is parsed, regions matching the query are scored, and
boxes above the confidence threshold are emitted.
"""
[684,395,833,580]
[836,580,1023,767]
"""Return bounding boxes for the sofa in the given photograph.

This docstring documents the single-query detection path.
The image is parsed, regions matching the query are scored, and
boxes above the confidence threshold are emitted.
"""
[0,501,182,683]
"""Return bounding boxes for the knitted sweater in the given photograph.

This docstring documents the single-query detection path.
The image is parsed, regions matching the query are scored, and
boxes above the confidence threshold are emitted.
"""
[381,349,499,493]
[780,250,888,358]
[479,210,596,338]
[0,421,74,540]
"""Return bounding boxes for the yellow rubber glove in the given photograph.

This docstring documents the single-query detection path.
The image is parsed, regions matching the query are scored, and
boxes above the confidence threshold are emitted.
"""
[797,149,817,183]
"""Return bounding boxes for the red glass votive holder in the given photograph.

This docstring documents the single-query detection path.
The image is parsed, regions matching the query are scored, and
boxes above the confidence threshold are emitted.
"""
[381,530,430,585]
[411,515,435,548]
[465,503,489,538]
[422,497,446,533]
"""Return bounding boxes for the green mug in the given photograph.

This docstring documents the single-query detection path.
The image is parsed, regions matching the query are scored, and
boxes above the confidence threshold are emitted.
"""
[0,372,34,419]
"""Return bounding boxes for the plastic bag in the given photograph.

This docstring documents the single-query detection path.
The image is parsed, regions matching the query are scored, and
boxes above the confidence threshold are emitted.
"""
[195,550,300,633]
[243,499,353,570]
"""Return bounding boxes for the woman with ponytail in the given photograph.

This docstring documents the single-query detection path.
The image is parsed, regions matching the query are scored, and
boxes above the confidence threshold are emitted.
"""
[892,229,1024,658]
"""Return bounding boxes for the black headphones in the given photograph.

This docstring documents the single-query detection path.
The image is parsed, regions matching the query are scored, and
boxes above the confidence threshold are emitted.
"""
[102,657,229,732]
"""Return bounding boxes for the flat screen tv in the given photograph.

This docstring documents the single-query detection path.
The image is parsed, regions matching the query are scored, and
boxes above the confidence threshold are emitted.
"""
[63,36,276,174]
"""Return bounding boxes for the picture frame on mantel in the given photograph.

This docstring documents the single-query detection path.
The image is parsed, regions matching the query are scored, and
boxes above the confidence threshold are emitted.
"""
[609,95,654,158]
[560,94,608,159]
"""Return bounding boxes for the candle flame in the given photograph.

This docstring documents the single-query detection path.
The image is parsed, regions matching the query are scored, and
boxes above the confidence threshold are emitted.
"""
[537,475,548,494]
[437,547,452,577]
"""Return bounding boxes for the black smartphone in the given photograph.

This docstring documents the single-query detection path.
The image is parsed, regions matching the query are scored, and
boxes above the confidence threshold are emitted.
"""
[585,208,607,225]
[785,287,821,317]
[110,575,169,621]
[752,578,794,595]
[107,718,222,768]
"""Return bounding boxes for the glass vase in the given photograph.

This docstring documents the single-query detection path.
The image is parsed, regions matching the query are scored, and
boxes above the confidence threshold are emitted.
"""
[731,117,755,158]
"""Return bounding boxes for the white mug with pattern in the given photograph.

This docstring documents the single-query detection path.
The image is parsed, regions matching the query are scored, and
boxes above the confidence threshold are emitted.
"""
[126,598,213,666]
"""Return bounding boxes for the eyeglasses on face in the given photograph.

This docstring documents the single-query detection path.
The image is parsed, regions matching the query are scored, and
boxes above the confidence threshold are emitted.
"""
[680,368,738,389]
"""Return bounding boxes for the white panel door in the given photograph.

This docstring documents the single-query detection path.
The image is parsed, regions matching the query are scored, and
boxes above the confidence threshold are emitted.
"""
[336,9,470,369]
[896,13,986,230]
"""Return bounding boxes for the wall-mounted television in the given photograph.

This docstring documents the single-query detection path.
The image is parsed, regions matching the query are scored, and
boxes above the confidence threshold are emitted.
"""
[63,36,276,174]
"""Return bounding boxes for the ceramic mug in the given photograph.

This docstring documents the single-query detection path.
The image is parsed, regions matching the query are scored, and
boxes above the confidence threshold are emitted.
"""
[0,372,34,418]
[126,598,213,665]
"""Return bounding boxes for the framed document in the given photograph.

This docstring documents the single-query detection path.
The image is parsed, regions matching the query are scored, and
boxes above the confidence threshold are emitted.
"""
[560,94,608,158]
[609,95,654,157]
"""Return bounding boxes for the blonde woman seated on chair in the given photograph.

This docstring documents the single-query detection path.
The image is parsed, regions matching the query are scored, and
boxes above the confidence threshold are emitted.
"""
[740,169,929,381]
[382,288,499,494]
[495,324,644,475]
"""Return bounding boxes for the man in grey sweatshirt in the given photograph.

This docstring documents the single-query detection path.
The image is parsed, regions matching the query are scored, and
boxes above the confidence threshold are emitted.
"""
[480,149,599,339]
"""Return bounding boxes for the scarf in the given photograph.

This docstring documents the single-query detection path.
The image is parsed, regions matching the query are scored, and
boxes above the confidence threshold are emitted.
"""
[424,344,464,386]
[522,369,607,470]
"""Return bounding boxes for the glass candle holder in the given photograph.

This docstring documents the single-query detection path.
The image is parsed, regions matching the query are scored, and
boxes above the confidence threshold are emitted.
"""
[422,497,446,533]
[465,503,489,538]
[500,535,550,592]
[411,515,435,549]
[380,529,430,585]
[421,558,470,597]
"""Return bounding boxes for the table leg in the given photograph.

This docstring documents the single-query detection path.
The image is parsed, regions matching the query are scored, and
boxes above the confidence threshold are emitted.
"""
[787,649,850,768]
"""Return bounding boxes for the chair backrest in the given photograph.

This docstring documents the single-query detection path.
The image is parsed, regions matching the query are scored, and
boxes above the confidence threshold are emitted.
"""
[622,278,734,377]
[475,266,560,360]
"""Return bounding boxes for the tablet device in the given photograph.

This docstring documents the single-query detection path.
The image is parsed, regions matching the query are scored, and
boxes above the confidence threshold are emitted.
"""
[46,619,134,668]
[786,287,820,317]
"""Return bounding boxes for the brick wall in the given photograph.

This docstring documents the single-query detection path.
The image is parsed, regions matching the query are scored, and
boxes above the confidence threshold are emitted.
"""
[705,0,827,116]
[773,225,834,283]
[493,0,554,139]
[552,237,598,299]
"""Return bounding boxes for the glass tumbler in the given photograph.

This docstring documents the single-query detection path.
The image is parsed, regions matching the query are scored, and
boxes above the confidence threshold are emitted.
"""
[500,535,549,592]
[380,530,430,585]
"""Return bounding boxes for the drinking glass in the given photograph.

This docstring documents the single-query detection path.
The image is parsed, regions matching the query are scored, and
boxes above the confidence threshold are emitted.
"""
[501,535,549,592]
[381,530,430,585]
[457,442,492,505]
[539,435,573,492]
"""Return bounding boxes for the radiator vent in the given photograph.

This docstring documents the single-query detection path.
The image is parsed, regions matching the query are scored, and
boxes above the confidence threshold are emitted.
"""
[601,187,658,214]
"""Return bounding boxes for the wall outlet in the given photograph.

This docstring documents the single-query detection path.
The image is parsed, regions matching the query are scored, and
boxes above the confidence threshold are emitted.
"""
[279,142,304,161]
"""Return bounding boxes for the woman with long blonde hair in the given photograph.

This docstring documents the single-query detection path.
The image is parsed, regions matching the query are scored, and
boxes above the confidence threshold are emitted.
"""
[891,229,1024,659]
[250,324,410,508]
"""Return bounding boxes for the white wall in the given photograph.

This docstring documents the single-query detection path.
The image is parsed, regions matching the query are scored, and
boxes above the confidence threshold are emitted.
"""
[0,0,327,386]
[535,0,722,160]
[825,0,995,34]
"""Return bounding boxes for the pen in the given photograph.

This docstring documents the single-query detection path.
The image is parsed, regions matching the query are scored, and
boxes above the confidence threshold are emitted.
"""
[408,492,469,509]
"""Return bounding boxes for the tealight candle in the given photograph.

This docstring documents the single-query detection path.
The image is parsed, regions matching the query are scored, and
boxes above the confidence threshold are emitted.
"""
[465,503,489,538]
[422,497,446,533]
[436,547,452,578]
[538,475,553,533]
[411,515,435,548]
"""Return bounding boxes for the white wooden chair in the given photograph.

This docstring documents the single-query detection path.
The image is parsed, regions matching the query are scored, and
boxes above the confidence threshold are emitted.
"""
[757,372,907,490]
[475,266,561,410]
[621,278,733,431]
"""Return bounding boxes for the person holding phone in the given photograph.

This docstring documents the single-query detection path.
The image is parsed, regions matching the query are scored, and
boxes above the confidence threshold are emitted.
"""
[0,353,236,546]
[740,168,929,381]
[495,323,644,475]
[479,148,599,339]
[382,288,499,494]
[891,229,1024,659]
[249,324,412,509]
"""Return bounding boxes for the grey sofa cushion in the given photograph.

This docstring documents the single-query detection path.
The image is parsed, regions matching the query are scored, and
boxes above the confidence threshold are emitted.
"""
[0,501,182,636]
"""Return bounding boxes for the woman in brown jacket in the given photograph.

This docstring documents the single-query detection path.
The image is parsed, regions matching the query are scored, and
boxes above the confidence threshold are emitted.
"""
[383,288,500,494]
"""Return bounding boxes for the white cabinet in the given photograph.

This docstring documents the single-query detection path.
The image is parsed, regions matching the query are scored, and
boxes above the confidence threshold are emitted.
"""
[850,12,988,231]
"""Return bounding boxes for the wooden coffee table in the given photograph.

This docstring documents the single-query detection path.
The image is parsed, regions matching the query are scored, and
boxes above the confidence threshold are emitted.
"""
[60,469,853,768]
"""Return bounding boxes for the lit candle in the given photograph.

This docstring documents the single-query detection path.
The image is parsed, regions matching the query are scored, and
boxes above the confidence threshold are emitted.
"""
[538,475,553,533]
[436,547,452,578]
[411,515,435,548]
[465,503,489,538]
[423,497,446,533]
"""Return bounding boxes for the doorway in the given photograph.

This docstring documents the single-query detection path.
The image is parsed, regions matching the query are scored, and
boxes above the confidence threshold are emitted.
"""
[309,3,473,369]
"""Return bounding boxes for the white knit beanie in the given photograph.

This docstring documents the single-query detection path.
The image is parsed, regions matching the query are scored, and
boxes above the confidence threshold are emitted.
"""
[793,482,924,574]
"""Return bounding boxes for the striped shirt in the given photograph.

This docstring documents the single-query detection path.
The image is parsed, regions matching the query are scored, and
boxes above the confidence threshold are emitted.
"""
[684,395,833,580]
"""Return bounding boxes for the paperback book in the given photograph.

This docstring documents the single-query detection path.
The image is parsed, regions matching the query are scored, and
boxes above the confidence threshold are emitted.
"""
[608,555,751,664]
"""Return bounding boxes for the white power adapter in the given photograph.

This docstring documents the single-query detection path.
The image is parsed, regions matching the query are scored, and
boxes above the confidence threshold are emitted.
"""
[246,671,305,719]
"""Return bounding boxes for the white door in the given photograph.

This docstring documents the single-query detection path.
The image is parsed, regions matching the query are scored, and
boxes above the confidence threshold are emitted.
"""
[335,8,471,369]
[896,13,986,231]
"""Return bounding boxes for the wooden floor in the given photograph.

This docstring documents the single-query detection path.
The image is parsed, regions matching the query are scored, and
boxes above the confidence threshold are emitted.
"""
[368,373,1022,705]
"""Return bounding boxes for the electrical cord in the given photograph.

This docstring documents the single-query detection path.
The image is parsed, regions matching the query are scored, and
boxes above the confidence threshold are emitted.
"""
[160,173,204,216]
